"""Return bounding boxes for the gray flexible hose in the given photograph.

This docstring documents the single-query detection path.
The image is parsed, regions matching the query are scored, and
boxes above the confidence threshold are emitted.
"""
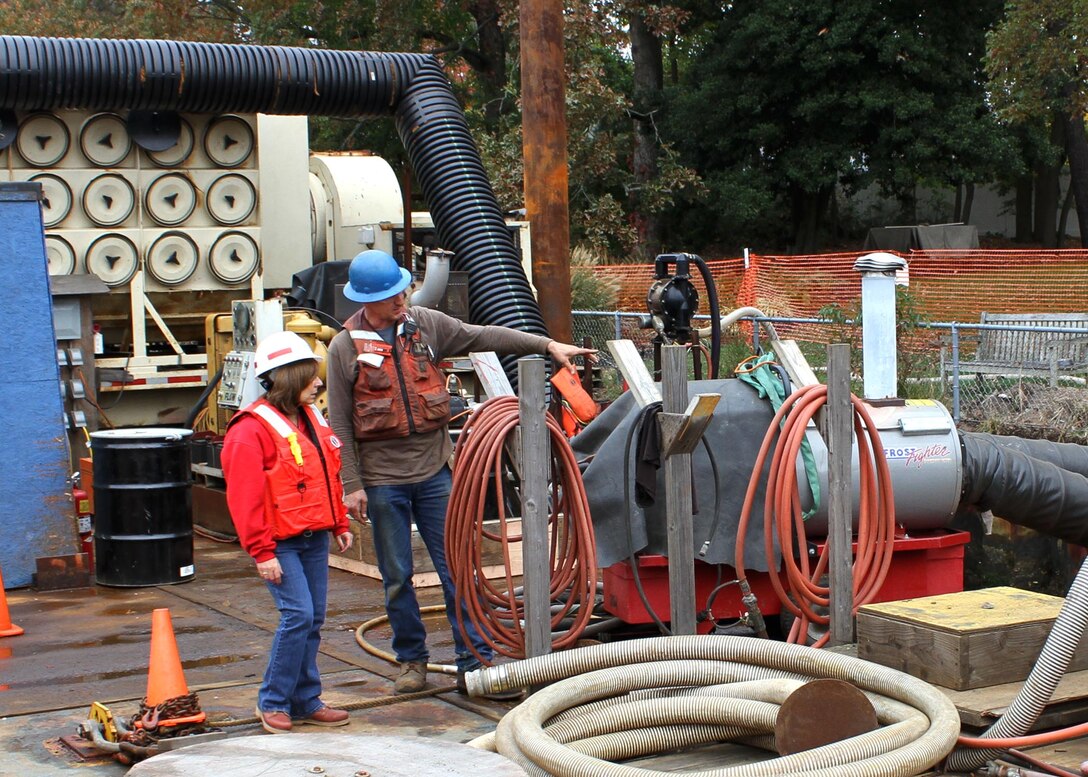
[945,555,1088,771]
[465,635,959,777]
[696,306,780,341]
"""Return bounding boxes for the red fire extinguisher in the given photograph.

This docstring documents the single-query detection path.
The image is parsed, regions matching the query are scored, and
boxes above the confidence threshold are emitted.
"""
[74,484,94,564]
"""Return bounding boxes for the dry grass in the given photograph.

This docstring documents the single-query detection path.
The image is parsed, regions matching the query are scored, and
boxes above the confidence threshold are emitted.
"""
[967,385,1088,444]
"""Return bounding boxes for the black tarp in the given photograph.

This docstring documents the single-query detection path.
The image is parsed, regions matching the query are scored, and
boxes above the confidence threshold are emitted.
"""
[570,379,780,571]
[863,224,979,251]
[285,260,360,325]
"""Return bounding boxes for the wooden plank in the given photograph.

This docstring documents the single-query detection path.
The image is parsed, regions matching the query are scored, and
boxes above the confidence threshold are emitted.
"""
[518,357,551,659]
[661,345,696,635]
[940,668,1088,731]
[606,339,661,408]
[336,517,524,585]
[860,586,1067,632]
[660,393,720,457]
[770,338,821,388]
[329,555,522,589]
[470,351,515,398]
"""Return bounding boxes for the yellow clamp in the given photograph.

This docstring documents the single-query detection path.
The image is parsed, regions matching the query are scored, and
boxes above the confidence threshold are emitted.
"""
[89,701,118,742]
[286,432,304,467]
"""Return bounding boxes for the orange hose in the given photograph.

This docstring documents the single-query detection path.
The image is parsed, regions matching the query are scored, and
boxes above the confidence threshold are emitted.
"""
[445,395,598,663]
[957,721,1088,750]
[734,384,897,646]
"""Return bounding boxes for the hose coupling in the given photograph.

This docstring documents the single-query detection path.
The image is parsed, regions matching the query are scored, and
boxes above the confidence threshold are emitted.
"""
[738,580,769,639]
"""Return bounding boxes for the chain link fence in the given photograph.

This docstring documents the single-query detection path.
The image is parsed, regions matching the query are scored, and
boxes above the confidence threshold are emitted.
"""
[571,311,1088,444]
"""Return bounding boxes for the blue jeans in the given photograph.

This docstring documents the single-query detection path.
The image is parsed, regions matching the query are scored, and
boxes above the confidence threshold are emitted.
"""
[258,530,329,716]
[366,466,492,670]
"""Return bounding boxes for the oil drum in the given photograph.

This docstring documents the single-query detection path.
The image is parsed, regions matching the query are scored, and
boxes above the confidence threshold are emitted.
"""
[91,428,195,587]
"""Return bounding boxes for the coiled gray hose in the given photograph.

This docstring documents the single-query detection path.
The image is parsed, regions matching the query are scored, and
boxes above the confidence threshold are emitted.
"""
[465,635,960,776]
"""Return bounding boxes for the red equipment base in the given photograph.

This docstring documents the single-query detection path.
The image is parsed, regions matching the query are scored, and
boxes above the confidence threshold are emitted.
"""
[602,528,971,631]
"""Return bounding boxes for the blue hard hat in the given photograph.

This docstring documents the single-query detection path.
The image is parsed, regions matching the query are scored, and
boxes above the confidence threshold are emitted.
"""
[343,249,413,303]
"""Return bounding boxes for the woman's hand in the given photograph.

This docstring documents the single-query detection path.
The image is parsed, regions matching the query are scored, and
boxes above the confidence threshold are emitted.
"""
[335,531,354,553]
[256,557,283,585]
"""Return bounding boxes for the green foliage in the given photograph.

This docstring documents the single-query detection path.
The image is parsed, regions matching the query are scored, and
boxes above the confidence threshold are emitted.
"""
[664,0,1011,253]
[569,245,620,310]
[986,0,1088,122]
[0,0,1054,263]
[817,285,939,398]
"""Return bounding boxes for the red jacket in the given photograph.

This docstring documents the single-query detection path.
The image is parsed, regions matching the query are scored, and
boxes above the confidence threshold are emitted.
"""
[348,313,450,440]
[222,399,349,562]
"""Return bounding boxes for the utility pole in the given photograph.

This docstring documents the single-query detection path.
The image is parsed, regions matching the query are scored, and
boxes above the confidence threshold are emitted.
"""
[521,0,572,344]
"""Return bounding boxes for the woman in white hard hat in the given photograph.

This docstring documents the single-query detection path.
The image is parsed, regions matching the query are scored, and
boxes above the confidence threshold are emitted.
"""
[221,330,354,734]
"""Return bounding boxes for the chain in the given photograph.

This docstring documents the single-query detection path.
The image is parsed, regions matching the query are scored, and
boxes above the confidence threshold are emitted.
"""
[120,692,208,749]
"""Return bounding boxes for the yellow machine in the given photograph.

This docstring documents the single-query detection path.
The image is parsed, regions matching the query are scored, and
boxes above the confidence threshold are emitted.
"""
[202,302,336,435]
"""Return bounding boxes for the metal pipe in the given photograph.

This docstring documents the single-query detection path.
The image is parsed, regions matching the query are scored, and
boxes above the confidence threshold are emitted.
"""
[408,249,451,308]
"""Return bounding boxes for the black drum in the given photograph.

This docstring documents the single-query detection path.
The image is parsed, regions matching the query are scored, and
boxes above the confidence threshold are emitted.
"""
[91,428,195,587]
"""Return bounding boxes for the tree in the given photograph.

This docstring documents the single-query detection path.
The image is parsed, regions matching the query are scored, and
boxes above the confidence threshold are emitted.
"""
[987,0,1088,248]
[666,1,1009,254]
[0,0,239,40]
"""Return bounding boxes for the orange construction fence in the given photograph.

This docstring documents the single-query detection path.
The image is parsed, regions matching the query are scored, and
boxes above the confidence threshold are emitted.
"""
[593,250,1088,340]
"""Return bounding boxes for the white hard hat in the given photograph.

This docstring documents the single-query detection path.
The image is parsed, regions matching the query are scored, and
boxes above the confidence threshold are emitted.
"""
[253,331,322,378]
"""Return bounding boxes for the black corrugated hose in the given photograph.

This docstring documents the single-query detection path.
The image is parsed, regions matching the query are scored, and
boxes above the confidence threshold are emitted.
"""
[0,36,547,386]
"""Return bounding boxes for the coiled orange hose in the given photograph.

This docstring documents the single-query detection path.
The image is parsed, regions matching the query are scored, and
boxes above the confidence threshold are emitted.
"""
[446,395,598,663]
[734,383,897,647]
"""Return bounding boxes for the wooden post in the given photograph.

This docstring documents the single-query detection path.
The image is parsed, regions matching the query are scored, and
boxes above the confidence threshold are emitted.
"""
[518,357,551,658]
[826,343,855,646]
[660,345,697,635]
[521,0,572,345]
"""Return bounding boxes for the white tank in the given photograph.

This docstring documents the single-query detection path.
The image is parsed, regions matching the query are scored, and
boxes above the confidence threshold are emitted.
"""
[308,153,404,262]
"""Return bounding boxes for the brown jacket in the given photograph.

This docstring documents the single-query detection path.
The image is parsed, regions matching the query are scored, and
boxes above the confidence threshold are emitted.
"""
[327,305,552,490]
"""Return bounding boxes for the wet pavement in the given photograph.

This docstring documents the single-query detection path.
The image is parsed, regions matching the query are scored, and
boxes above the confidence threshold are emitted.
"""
[0,536,509,776]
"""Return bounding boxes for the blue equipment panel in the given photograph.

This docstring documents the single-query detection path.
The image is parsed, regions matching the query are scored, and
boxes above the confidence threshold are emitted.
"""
[0,182,74,588]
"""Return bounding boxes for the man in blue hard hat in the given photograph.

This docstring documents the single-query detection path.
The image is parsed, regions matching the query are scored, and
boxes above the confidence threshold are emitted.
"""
[326,249,595,697]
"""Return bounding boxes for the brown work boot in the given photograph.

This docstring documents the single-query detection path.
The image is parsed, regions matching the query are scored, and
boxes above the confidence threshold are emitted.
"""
[255,706,292,734]
[394,661,427,694]
[295,704,349,727]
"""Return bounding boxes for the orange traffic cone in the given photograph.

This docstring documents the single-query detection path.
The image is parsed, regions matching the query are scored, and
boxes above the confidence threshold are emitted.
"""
[0,565,24,638]
[144,608,190,705]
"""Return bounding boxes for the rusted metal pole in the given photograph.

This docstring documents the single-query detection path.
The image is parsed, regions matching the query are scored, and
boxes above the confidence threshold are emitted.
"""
[521,0,572,345]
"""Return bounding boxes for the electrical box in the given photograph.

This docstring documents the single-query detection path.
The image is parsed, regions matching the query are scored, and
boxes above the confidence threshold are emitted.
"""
[52,297,82,340]
[217,351,256,409]
[231,299,284,351]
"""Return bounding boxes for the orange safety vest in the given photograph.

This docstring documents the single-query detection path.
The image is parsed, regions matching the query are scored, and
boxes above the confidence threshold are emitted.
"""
[349,315,450,440]
[230,399,346,539]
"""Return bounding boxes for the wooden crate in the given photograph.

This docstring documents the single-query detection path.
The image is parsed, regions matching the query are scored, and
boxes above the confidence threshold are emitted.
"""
[328,517,524,588]
[857,586,1088,691]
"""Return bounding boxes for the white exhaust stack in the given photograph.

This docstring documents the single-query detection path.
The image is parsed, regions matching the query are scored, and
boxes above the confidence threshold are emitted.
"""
[854,252,908,400]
